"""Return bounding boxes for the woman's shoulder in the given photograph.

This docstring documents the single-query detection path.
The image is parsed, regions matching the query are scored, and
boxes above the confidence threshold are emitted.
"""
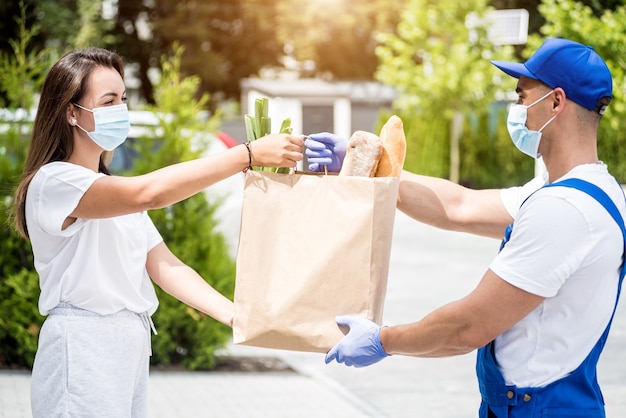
[40,161,90,174]
[37,161,104,180]
[32,161,106,193]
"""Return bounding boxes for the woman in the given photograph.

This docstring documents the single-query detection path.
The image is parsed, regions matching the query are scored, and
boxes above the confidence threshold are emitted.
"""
[13,47,303,417]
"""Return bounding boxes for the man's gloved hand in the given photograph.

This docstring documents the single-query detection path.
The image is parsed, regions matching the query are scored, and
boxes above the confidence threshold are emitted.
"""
[304,133,347,172]
[325,315,389,368]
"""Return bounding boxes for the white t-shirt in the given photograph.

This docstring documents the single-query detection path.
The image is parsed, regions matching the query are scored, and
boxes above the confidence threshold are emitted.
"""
[26,161,163,316]
[500,173,548,218]
[492,163,625,388]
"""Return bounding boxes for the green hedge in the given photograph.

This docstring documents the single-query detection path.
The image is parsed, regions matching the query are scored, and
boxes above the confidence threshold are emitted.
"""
[381,101,623,189]
[0,41,234,370]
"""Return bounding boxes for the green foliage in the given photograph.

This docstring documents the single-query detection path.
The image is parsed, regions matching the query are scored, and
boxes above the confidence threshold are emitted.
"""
[376,0,516,117]
[147,199,235,370]
[244,97,292,173]
[124,45,235,370]
[0,269,41,368]
[274,0,405,79]
[376,0,626,187]
[379,109,450,179]
[377,105,533,188]
[375,0,525,186]
[1,27,233,369]
[74,0,116,48]
[0,1,55,110]
[458,105,535,188]
[0,4,53,369]
[532,0,626,182]
[146,0,282,106]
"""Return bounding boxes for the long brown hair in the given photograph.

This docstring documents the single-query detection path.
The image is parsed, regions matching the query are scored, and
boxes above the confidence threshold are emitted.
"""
[13,47,125,239]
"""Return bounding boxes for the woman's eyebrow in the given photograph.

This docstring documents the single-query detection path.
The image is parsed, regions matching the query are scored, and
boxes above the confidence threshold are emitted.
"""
[98,90,127,99]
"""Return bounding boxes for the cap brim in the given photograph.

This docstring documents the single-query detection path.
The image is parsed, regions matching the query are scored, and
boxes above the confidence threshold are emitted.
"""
[490,60,535,80]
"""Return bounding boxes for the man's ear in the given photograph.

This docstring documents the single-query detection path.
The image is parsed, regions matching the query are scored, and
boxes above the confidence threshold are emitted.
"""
[552,87,566,112]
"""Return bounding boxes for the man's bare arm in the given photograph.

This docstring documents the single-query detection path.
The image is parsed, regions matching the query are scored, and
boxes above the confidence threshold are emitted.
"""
[397,170,513,239]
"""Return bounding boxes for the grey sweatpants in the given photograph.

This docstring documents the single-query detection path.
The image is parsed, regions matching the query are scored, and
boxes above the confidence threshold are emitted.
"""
[31,304,153,418]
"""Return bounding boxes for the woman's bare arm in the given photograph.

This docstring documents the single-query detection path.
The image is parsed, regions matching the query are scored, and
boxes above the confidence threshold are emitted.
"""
[71,134,303,220]
[146,242,234,326]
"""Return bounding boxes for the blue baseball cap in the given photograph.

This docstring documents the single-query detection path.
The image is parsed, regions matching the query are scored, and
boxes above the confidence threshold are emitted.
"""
[491,38,613,114]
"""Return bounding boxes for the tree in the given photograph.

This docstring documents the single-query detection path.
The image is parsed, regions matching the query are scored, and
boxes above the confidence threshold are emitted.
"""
[1,0,117,54]
[108,0,286,108]
[109,0,407,106]
[273,0,405,79]
[73,0,116,48]
[110,0,157,104]
[374,0,532,185]
[530,0,626,181]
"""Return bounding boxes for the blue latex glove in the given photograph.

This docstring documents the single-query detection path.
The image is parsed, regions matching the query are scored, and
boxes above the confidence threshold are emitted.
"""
[325,315,389,368]
[304,133,347,172]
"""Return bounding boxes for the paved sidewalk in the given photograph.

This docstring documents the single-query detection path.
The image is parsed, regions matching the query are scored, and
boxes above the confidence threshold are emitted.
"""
[0,357,381,418]
[2,211,626,417]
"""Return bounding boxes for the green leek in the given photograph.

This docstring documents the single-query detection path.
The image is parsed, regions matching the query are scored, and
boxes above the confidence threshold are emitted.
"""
[244,97,293,173]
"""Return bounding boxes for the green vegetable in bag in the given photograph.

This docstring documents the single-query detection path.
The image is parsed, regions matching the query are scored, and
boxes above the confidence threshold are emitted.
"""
[244,98,293,173]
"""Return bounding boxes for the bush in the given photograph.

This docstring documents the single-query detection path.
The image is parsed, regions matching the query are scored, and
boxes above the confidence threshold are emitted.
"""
[0,269,41,368]
[0,5,51,369]
[148,197,235,370]
[458,105,535,189]
[0,28,233,369]
[123,45,234,370]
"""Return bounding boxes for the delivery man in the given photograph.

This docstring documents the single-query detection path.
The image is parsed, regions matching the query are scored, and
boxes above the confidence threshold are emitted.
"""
[305,38,624,417]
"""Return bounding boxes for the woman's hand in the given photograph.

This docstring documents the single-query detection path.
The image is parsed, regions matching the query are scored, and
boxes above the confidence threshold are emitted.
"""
[249,134,304,168]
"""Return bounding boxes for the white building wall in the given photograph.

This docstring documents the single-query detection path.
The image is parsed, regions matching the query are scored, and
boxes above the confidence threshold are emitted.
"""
[333,98,352,140]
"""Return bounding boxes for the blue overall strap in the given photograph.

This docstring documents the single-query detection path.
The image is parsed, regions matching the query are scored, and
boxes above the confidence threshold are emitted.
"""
[477,178,626,417]
[545,178,626,354]
[544,178,626,285]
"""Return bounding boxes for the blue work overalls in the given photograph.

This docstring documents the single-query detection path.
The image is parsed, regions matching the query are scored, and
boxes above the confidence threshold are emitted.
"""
[476,179,626,417]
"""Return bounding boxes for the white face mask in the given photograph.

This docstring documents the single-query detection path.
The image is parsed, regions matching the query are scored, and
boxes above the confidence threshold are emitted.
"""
[73,103,130,151]
[506,90,556,159]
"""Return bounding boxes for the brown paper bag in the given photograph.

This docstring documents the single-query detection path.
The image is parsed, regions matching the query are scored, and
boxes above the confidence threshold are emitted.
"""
[233,169,399,352]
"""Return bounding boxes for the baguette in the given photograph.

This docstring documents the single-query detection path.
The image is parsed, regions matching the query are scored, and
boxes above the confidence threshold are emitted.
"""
[338,130,383,177]
[375,115,407,177]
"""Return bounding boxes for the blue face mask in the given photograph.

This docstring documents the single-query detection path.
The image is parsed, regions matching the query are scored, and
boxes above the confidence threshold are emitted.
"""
[73,103,130,151]
[506,90,556,159]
